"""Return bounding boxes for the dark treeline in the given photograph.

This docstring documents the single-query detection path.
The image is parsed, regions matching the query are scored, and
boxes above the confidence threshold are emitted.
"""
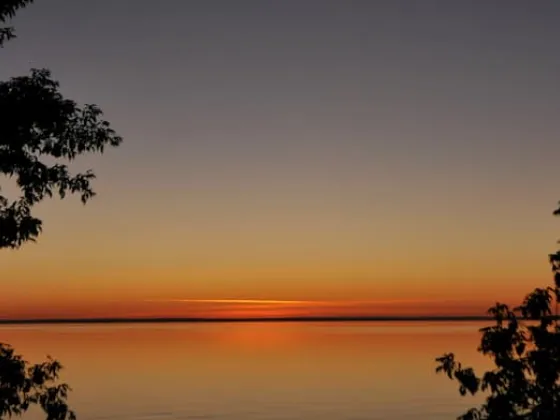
[0,316,496,324]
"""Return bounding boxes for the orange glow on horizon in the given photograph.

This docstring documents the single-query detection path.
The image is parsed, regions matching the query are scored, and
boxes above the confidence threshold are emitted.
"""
[0,296,517,320]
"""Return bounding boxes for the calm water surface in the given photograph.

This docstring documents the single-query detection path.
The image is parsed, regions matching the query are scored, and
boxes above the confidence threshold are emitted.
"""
[0,321,493,419]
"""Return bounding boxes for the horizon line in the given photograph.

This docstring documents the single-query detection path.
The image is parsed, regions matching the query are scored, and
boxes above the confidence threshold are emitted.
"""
[0,315,494,325]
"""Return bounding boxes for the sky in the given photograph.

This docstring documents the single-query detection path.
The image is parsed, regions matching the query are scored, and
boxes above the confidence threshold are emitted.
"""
[1,0,560,319]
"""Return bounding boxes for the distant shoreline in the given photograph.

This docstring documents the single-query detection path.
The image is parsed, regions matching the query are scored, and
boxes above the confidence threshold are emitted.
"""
[0,316,493,325]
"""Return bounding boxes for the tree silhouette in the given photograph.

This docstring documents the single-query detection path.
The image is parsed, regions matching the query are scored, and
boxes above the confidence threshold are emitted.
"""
[1,1,122,418]
[436,205,560,419]
[0,344,75,420]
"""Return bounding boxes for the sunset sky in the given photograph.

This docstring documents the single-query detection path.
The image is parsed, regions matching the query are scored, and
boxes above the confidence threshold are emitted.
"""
[1,0,560,319]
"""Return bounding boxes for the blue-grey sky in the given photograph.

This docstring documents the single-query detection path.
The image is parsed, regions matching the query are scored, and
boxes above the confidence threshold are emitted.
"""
[2,0,560,318]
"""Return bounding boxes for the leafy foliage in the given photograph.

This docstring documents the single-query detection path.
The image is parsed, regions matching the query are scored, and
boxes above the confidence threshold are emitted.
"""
[0,68,122,248]
[436,210,560,419]
[1,1,122,418]
[0,0,34,47]
[0,344,75,420]
[0,2,122,249]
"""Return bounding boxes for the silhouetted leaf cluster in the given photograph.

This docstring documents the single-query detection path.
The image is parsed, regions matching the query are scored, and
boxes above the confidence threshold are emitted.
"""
[0,0,33,46]
[436,209,560,419]
[0,3,122,249]
[0,344,75,420]
[0,68,122,248]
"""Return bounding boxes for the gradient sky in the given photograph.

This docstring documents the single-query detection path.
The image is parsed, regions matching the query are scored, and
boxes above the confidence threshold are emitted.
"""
[1,0,560,319]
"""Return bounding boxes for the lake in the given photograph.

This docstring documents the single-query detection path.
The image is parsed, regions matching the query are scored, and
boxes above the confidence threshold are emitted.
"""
[0,321,493,419]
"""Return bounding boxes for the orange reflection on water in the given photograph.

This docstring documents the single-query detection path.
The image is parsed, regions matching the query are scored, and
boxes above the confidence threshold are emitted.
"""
[0,321,493,419]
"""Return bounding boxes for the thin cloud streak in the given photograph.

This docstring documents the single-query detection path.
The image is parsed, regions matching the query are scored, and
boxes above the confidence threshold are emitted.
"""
[144,299,310,305]
[136,298,487,318]
[142,298,443,305]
